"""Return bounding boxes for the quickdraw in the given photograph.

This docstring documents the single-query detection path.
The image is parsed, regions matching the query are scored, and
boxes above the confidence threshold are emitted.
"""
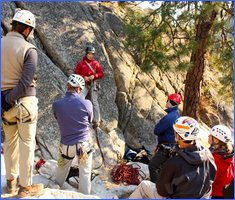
[110,162,145,185]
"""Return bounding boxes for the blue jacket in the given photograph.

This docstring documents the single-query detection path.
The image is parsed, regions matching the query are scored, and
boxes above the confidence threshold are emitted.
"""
[154,106,180,144]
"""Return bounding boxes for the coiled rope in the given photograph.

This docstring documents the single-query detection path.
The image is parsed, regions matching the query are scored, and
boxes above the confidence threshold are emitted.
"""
[110,162,146,185]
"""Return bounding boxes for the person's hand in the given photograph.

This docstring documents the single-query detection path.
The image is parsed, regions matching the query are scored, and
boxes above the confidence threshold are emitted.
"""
[1,94,13,112]
[89,75,95,81]
[84,76,90,82]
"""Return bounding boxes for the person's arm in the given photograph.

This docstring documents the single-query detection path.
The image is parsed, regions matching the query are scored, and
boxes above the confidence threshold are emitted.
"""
[75,61,90,82]
[86,100,93,123]
[154,115,171,136]
[93,61,104,80]
[5,48,37,104]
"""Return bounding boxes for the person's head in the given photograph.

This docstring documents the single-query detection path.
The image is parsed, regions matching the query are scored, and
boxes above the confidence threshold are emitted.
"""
[67,74,85,94]
[11,9,36,39]
[85,45,95,60]
[166,93,182,108]
[173,116,200,148]
[209,125,233,152]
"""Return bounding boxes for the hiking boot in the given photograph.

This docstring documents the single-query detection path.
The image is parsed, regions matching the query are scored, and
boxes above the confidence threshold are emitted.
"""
[17,183,44,198]
[6,178,19,194]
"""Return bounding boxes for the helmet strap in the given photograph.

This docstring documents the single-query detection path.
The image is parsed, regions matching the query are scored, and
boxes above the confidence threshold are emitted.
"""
[177,139,194,148]
[21,26,33,40]
[176,133,195,148]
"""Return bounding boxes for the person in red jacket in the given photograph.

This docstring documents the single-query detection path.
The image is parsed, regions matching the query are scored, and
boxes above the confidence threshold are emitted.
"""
[209,125,234,199]
[74,45,104,128]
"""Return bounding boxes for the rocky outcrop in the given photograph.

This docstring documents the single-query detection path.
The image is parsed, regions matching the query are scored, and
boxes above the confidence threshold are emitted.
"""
[2,1,233,165]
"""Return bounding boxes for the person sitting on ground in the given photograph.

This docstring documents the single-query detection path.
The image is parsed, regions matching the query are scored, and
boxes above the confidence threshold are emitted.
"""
[208,125,234,199]
[74,45,104,129]
[129,116,217,199]
[53,74,93,195]
[148,93,181,183]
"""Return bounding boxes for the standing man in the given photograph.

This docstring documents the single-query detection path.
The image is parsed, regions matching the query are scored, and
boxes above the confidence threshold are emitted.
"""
[53,74,93,195]
[74,45,104,128]
[148,93,181,183]
[129,116,217,199]
[1,10,43,197]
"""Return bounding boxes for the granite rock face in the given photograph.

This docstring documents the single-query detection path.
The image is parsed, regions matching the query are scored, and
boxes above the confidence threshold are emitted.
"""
[2,1,233,163]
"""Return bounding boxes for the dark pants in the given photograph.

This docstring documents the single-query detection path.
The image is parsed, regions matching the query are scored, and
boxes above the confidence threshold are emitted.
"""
[224,178,234,199]
[148,149,169,183]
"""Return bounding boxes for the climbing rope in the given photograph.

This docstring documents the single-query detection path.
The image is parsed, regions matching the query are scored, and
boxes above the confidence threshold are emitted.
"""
[110,162,146,185]
[94,127,123,169]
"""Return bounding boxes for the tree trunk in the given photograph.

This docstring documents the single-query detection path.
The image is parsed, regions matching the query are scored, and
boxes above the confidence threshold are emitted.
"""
[183,9,217,119]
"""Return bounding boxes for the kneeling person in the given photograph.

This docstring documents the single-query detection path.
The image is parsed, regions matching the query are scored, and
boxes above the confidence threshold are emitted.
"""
[53,74,93,195]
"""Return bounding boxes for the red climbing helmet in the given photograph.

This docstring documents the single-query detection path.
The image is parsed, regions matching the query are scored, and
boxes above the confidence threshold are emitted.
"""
[167,93,182,105]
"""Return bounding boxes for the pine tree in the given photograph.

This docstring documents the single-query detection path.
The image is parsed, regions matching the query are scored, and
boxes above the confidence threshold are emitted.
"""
[124,1,233,119]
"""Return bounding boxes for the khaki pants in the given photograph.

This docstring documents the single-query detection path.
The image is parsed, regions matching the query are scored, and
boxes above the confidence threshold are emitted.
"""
[79,84,100,123]
[2,96,38,187]
[129,180,164,199]
[55,142,93,195]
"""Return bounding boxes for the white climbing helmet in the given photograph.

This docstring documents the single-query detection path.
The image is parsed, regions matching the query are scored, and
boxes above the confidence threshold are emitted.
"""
[173,116,200,141]
[13,9,36,28]
[67,74,85,90]
[210,125,232,143]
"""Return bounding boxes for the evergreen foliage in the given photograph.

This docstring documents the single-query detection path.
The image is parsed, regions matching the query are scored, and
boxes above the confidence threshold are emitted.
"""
[124,1,234,103]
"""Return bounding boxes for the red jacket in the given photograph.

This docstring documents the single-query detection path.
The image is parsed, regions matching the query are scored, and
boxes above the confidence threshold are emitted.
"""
[212,152,234,197]
[74,56,104,85]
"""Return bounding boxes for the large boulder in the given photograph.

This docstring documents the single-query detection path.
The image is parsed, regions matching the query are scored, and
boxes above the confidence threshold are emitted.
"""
[2,0,233,164]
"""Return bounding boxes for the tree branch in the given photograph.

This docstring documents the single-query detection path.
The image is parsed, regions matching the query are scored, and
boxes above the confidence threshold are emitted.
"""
[222,6,234,16]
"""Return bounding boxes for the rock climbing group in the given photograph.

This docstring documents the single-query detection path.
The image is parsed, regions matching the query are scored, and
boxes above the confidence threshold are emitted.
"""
[1,9,234,199]
[1,9,103,197]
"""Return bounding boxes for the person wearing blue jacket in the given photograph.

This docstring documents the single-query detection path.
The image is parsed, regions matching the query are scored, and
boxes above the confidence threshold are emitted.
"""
[130,117,216,199]
[148,93,181,183]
